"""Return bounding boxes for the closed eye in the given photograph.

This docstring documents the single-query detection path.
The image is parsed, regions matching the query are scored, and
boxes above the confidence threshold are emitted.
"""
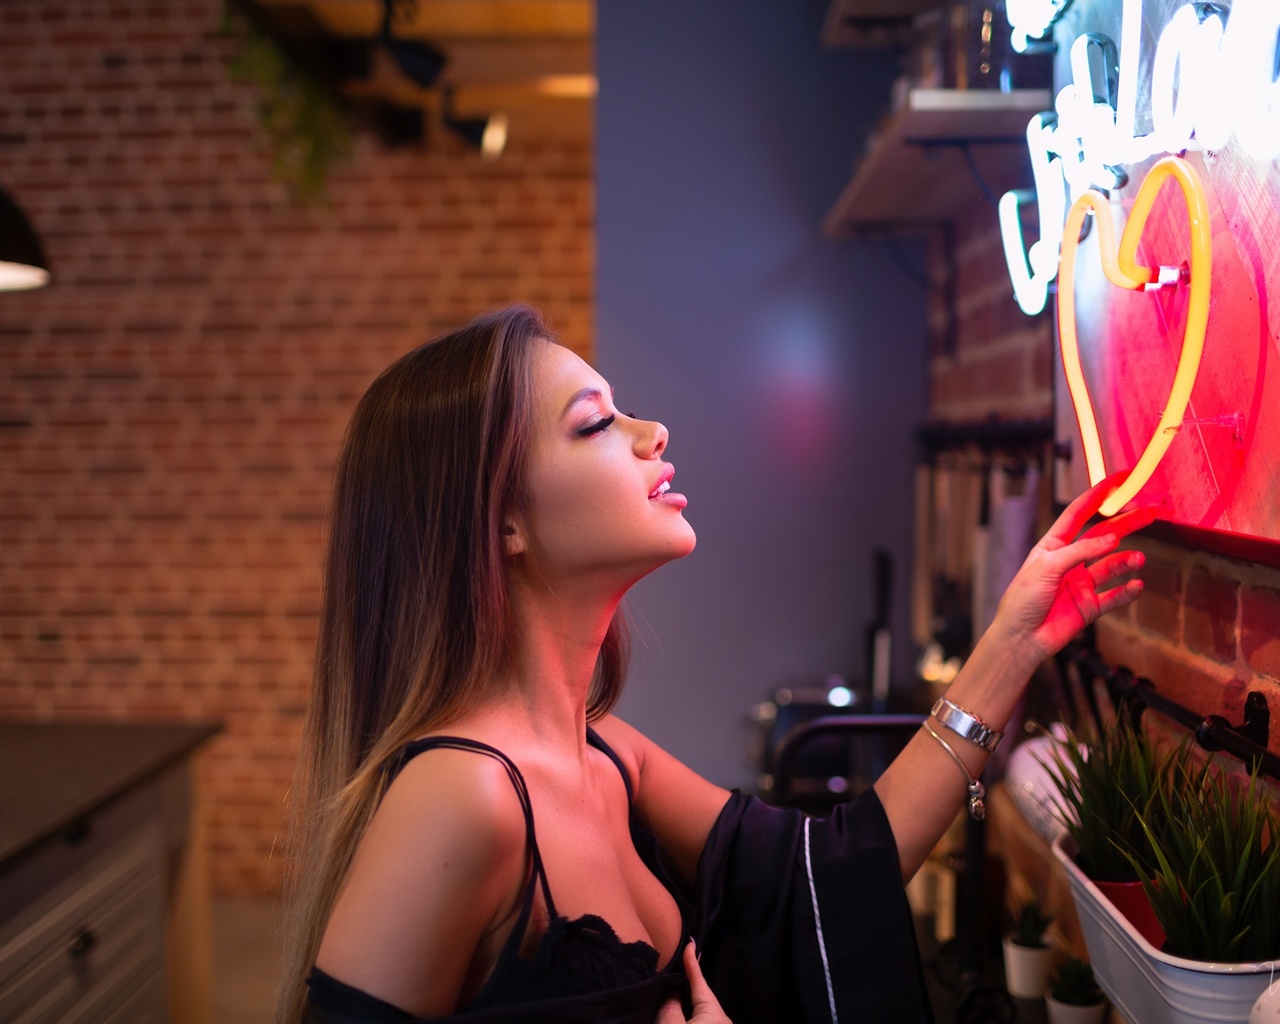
[579,414,615,437]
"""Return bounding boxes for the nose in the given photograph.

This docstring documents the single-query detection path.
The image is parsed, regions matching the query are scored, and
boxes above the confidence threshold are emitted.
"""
[633,417,667,459]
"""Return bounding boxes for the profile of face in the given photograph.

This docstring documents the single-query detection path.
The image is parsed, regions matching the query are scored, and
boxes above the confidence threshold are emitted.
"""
[507,341,696,591]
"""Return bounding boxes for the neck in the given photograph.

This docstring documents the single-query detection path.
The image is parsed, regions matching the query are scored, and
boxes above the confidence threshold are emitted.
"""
[498,572,623,756]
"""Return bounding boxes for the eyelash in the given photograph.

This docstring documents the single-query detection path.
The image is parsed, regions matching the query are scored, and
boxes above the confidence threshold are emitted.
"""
[580,414,615,436]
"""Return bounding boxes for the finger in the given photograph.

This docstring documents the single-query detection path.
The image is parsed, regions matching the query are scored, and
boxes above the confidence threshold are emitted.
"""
[654,997,684,1024]
[683,941,725,1014]
[1041,531,1122,577]
[1087,549,1145,588]
[1097,578,1144,617]
[1064,570,1100,624]
[1044,471,1129,544]
[1079,506,1157,545]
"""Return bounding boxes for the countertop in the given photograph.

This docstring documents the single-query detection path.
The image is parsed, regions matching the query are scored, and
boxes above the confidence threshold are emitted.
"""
[0,720,220,868]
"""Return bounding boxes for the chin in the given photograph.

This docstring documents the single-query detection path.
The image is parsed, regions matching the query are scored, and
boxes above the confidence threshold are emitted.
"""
[632,528,697,580]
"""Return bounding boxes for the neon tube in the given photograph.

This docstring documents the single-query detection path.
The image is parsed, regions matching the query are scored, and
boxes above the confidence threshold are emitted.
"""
[1057,156,1213,517]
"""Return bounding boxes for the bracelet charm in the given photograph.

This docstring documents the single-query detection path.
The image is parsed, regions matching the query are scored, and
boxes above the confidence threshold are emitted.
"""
[923,720,987,821]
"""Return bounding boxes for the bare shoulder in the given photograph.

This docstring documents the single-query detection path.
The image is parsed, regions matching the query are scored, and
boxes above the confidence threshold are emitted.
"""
[591,715,731,887]
[315,745,528,1016]
[590,714,645,790]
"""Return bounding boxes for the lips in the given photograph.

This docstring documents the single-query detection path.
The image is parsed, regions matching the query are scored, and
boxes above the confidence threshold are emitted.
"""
[648,464,675,499]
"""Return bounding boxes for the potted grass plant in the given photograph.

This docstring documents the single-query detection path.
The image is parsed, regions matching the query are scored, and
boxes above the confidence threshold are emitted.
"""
[1045,957,1106,1024]
[1002,898,1055,998]
[1038,718,1170,946]
[1125,760,1280,963]
[1053,757,1280,1023]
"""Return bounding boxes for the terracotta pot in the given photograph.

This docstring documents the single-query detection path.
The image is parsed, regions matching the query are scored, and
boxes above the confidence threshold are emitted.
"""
[1003,935,1055,998]
[1045,994,1107,1024]
[1095,878,1166,950]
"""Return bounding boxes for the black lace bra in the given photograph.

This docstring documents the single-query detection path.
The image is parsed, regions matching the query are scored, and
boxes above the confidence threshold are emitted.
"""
[305,730,691,1022]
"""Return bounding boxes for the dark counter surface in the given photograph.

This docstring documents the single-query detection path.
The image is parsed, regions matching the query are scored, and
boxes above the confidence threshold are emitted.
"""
[0,720,221,868]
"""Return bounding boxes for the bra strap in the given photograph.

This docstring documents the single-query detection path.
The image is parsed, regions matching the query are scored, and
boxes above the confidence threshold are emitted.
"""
[586,727,635,805]
[387,736,557,958]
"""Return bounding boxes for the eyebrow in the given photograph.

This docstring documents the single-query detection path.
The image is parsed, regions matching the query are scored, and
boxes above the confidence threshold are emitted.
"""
[560,385,613,418]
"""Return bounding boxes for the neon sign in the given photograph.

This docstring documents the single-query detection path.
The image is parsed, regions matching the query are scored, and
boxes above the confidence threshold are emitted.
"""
[1000,0,1280,316]
[1057,157,1212,516]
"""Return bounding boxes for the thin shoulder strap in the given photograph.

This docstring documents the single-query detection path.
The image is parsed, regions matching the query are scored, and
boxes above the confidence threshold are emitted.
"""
[387,736,557,956]
[586,727,634,805]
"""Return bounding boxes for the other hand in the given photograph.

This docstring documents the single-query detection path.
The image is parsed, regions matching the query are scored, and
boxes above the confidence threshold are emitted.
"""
[993,473,1155,667]
[654,941,731,1024]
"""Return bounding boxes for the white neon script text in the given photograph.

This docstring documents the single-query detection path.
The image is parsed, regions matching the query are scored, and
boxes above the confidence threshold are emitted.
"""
[1000,0,1280,315]
[1006,0,1071,53]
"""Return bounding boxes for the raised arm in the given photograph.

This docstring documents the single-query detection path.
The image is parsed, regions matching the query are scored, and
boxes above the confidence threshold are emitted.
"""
[873,475,1155,882]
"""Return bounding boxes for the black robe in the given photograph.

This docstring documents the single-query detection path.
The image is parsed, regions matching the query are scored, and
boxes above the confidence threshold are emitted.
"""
[307,761,932,1024]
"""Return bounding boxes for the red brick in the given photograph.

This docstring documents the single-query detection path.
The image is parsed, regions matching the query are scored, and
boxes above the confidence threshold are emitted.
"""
[1184,567,1239,664]
[1029,326,1055,392]
[1134,557,1182,642]
[1094,619,1149,675]
[0,0,592,896]
[1144,645,1239,723]
[1241,584,1280,679]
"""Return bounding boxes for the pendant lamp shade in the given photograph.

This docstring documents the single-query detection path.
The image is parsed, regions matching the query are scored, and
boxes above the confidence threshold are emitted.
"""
[0,186,50,291]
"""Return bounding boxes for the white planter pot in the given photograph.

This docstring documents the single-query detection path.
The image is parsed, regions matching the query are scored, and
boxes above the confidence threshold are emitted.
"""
[1052,833,1274,1023]
[1003,935,1054,998]
[1045,995,1107,1024]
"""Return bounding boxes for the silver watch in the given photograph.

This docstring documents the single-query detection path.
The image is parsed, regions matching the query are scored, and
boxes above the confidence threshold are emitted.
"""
[930,698,1003,753]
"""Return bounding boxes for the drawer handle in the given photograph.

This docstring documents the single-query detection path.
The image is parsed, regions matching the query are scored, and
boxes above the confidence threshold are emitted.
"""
[68,929,97,959]
[63,819,92,845]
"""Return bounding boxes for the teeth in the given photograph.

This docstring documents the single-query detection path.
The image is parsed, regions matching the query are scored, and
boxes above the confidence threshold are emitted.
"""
[653,480,671,497]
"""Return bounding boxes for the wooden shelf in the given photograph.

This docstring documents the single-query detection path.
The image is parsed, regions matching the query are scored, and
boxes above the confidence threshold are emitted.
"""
[823,88,1051,234]
[821,0,939,48]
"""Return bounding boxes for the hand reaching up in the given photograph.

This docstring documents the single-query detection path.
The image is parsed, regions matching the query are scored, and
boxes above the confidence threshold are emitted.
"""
[992,473,1155,667]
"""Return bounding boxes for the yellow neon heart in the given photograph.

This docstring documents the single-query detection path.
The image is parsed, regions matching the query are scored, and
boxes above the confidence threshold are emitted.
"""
[1058,156,1212,517]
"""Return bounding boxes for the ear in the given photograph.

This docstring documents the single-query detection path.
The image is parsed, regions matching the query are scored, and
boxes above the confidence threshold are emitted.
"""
[502,515,528,557]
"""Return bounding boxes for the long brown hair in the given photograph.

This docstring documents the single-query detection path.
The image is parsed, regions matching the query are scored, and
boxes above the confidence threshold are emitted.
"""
[275,306,629,1023]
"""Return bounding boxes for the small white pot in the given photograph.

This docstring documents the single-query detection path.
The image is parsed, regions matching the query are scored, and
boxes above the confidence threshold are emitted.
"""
[1045,994,1107,1024]
[1003,935,1055,998]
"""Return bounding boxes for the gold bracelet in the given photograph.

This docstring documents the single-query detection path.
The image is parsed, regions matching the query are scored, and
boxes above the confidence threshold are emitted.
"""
[923,720,986,821]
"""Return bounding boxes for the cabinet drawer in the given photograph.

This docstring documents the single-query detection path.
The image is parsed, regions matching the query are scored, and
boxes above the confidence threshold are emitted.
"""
[0,827,164,1023]
[64,962,164,1024]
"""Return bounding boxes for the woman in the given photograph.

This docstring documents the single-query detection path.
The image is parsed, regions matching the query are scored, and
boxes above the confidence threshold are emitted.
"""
[277,306,1151,1024]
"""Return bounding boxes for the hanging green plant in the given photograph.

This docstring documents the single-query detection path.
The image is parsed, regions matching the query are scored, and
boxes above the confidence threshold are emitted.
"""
[222,5,353,205]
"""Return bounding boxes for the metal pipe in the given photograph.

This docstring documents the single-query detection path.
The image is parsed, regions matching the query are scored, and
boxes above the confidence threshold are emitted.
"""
[1064,645,1280,782]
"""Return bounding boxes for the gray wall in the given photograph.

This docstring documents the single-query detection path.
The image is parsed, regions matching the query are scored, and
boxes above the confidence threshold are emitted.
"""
[597,2,927,790]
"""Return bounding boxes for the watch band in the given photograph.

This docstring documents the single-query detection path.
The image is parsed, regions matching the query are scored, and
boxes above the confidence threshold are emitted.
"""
[930,697,1003,753]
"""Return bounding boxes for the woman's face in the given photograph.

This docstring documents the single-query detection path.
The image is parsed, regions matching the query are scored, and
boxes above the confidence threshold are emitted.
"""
[513,341,696,589]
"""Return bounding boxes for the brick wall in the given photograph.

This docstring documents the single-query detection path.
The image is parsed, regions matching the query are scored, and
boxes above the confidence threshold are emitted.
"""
[1094,541,1280,758]
[935,193,1280,772]
[0,0,593,895]
[929,204,1053,423]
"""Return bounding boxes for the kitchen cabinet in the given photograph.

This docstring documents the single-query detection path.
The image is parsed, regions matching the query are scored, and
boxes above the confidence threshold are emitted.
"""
[0,722,219,1024]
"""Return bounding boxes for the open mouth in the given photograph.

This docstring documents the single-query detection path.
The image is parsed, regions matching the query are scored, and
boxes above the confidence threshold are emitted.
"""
[649,465,674,499]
